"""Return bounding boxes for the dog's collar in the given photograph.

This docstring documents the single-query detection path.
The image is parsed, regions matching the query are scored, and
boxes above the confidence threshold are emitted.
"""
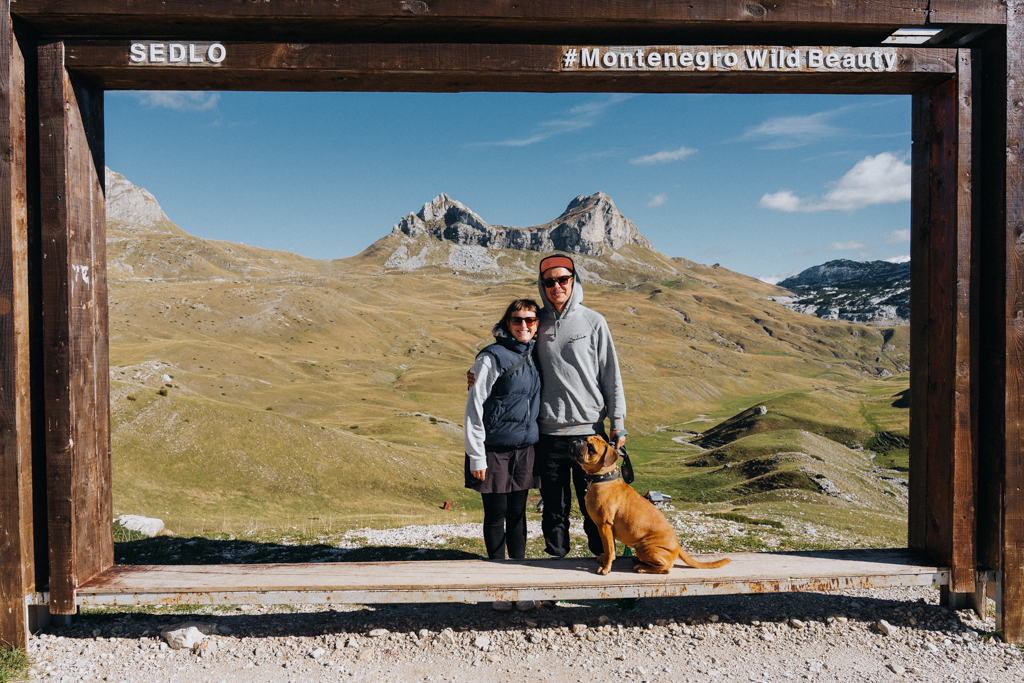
[584,467,620,484]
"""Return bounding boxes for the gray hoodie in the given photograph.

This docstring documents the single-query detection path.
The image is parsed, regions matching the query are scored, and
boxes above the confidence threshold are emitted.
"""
[535,270,626,436]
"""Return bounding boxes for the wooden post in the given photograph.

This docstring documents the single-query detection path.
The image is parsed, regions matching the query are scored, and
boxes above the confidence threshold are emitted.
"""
[37,39,110,617]
[0,0,36,649]
[909,51,977,597]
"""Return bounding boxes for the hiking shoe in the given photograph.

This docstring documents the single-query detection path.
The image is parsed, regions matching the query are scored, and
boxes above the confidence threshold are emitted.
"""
[491,601,513,611]
[515,600,536,611]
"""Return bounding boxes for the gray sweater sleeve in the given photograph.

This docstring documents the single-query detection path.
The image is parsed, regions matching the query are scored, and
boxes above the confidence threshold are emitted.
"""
[594,316,627,433]
[464,353,499,471]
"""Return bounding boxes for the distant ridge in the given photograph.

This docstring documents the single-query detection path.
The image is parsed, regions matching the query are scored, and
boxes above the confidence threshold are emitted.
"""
[773,258,910,325]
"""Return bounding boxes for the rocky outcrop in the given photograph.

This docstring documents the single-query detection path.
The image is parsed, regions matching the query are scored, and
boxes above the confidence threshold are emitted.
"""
[392,191,652,256]
[105,167,185,235]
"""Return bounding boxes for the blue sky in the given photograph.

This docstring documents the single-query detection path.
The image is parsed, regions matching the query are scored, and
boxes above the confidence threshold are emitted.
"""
[106,91,911,283]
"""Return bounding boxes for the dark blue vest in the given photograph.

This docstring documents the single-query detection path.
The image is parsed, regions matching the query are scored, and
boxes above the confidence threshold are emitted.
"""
[480,336,540,449]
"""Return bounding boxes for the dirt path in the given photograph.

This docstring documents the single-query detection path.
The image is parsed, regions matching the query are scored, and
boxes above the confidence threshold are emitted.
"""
[25,584,1022,683]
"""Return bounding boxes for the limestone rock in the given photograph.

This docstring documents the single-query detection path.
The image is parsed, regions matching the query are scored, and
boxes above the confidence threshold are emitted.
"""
[115,514,164,537]
[391,191,650,256]
[160,622,216,650]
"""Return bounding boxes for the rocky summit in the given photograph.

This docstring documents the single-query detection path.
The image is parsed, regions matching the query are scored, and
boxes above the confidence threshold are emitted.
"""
[392,191,652,255]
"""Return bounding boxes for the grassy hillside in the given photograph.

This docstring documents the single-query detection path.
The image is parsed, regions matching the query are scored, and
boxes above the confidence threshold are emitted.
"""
[107,204,911,544]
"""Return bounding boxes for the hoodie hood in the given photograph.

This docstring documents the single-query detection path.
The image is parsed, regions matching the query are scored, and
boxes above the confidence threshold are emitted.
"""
[538,259,583,318]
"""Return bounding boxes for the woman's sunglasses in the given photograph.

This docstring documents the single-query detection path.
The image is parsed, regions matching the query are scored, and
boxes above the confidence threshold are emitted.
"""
[542,274,574,288]
[510,316,539,327]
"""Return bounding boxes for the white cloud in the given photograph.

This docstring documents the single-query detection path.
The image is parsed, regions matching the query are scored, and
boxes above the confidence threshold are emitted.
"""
[129,91,220,111]
[759,270,800,285]
[884,228,910,245]
[885,255,911,263]
[647,194,667,207]
[741,111,843,149]
[630,145,697,165]
[470,94,633,147]
[830,241,868,251]
[759,153,911,213]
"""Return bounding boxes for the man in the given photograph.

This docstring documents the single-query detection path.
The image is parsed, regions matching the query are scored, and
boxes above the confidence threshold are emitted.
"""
[532,254,627,557]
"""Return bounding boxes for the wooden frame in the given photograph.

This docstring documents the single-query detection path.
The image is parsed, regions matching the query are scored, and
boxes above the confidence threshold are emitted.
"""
[1,0,1020,648]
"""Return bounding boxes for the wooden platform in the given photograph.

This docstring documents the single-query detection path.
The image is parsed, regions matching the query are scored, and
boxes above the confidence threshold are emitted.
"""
[47,549,948,608]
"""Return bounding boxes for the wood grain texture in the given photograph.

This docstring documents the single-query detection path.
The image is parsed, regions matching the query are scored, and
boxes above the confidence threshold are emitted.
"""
[37,40,111,616]
[1002,0,1024,644]
[61,42,957,94]
[909,87,930,553]
[0,0,34,649]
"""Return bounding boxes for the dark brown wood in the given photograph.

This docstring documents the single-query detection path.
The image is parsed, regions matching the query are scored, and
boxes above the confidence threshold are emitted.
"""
[0,0,34,649]
[909,88,930,553]
[8,0,1007,26]
[1001,1,1024,644]
[910,56,976,595]
[37,39,110,616]
[60,42,957,94]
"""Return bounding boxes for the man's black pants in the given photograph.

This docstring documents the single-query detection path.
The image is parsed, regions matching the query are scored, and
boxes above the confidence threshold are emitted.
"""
[536,434,605,557]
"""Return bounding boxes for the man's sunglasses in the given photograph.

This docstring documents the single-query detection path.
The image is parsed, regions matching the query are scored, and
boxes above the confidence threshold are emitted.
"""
[510,316,539,327]
[542,274,574,288]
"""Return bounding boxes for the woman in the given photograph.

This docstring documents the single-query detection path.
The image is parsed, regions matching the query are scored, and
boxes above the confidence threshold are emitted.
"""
[464,298,542,575]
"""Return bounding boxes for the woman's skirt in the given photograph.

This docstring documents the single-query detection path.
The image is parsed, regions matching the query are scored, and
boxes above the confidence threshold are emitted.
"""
[464,445,540,494]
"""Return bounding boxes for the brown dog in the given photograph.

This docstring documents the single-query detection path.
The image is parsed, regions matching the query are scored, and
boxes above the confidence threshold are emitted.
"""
[571,435,731,575]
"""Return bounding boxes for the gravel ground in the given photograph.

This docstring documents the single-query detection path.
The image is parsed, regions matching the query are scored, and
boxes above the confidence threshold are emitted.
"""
[23,521,1024,683]
[26,587,1024,683]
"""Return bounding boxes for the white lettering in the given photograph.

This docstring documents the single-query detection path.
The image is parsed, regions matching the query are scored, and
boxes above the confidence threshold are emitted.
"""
[635,50,645,67]
[857,53,870,68]
[695,52,709,70]
[130,43,146,63]
[808,49,824,68]
[842,53,856,68]
[679,52,693,67]
[208,44,226,63]
[149,43,165,62]
[662,52,676,68]
[722,52,738,68]
[745,49,768,68]
[884,53,898,70]
[770,50,778,68]
[825,52,841,68]
[620,52,634,68]
[168,44,186,63]
[647,52,662,68]
[712,52,720,68]
[785,50,800,68]
[581,48,600,67]
[872,52,883,69]
[189,44,204,63]
[602,51,618,68]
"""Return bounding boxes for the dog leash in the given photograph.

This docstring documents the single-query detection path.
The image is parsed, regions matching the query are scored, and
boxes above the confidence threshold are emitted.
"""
[617,445,635,485]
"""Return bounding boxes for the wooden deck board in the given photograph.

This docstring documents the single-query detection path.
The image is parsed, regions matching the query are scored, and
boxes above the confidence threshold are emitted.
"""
[67,550,948,607]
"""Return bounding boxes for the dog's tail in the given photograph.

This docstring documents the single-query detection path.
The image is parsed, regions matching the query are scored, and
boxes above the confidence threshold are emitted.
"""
[677,548,731,569]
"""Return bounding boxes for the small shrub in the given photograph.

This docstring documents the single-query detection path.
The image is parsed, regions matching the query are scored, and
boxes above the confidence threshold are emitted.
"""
[265,407,273,410]
[126,395,137,401]
[157,388,168,396]
[350,425,358,429]
[708,512,785,529]
[112,520,147,543]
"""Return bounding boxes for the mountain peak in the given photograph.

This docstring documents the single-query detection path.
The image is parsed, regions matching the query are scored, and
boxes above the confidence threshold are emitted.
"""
[390,190,650,256]
[105,168,185,235]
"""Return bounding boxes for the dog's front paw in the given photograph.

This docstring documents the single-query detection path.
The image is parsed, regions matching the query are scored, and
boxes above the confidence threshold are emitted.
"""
[596,564,611,575]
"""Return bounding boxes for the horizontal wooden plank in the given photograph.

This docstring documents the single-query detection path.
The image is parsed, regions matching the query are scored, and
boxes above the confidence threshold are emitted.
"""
[63,42,957,94]
[68,550,949,607]
[8,1,1005,45]
[9,0,1006,25]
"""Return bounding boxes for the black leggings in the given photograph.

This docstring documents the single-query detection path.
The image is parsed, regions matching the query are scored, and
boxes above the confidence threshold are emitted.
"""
[481,490,530,560]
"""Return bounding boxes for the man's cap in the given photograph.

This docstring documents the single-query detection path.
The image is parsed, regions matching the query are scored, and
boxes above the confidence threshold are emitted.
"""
[539,255,575,275]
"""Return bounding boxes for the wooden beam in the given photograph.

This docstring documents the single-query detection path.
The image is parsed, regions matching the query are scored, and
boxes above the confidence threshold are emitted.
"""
[1001,0,1024,644]
[909,53,976,595]
[0,0,35,649]
[37,39,110,617]
[61,42,957,94]
[8,0,1007,26]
